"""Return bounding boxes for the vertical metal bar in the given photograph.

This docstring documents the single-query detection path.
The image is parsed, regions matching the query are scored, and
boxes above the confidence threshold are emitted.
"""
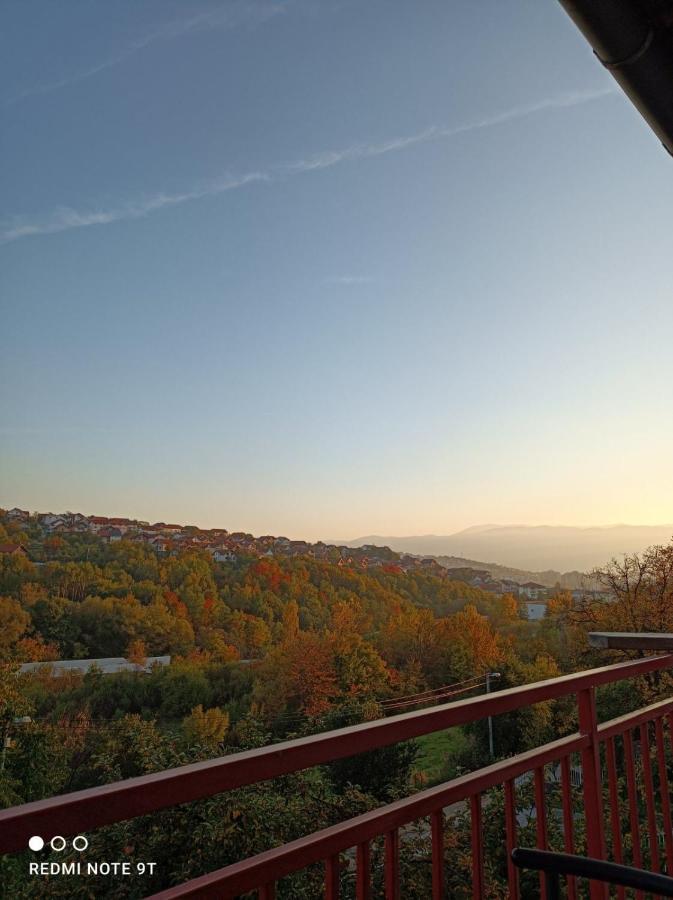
[546,872,561,900]
[624,728,644,900]
[655,717,673,874]
[560,756,577,900]
[431,809,444,900]
[384,829,399,900]
[534,766,548,897]
[259,884,276,900]
[534,766,548,849]
[605,737,625,900]
[640,721,660,873]
[577,687,607,900]
[356,842,371,900]
[486,672,495,758]
[470,794,485,900]
[504,779,519,899]
[325,854,340,900]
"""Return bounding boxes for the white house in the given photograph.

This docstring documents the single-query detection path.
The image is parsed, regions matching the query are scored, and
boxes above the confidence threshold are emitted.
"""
[6,507,30,521]
[39,514,66,530]
[207,547,237,563]
[520,581,547,600]
[524,601,548,621]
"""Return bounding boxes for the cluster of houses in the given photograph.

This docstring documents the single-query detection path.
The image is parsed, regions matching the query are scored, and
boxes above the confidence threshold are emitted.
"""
[2,509,611,620]
[2,507,446,576]
[446,566,611,619]
[446,567,551,619]
[448,568,550,599]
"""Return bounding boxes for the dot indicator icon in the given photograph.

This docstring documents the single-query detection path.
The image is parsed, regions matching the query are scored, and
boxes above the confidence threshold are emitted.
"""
[28,836,44,852]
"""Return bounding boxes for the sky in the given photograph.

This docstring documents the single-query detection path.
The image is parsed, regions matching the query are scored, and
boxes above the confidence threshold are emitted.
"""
[1,0,672,541]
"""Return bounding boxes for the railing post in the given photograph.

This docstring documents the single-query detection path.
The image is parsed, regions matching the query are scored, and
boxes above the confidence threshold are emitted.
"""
[577,687,607,900]
[431,809,444,900]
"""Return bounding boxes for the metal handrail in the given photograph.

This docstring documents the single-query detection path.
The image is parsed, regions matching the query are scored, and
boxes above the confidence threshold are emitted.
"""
[512,847,673,899]
[1,654,670,853]
[148,734,588,899]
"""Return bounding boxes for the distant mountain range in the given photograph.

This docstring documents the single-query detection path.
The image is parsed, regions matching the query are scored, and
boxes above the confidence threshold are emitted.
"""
[335,524,673,573]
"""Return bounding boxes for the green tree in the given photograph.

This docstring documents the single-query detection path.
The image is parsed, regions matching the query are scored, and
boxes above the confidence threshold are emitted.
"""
[0,597,30,658]
[182,704,230,748]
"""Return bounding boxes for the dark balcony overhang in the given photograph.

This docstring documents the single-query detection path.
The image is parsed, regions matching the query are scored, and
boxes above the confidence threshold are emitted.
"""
[556,0,673,155]
[589,631,673,650]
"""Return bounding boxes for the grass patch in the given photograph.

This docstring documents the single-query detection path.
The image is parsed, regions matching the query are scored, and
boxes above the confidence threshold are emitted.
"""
[413,727,469,784]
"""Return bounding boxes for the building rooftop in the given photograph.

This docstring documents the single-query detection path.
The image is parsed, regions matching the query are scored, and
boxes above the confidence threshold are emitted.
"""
[19,656,171,676]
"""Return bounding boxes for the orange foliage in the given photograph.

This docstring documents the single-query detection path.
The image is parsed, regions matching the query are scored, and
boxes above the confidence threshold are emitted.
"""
[256,632,338,717]
[16,635,59,662]
[500,593,520,620]
[436,604,504,676]
[249,559,290,593]
[164,590,189,619]
[288,632,338,716]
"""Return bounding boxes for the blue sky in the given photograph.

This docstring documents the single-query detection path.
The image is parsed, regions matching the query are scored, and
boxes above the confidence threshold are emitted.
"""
[2,0,672,539]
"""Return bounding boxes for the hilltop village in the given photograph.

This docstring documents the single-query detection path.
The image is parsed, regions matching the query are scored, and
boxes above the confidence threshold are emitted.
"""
[2,506,610,617]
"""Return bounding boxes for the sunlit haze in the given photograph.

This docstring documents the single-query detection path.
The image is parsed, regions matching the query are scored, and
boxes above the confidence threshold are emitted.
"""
[2,1,672,540]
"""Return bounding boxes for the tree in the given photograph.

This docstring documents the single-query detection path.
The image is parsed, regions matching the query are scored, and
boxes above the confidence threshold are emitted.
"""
[0,597,30,659]
[499,592,521,621]
[431,605,503,683]
[593,541,673,633]
[183,705,230,749]
[568,539,673,697]
[488,653,559,755]
[319,701,418,802]
[0,553,37,594]
[0,666,34,789]
[281,598,300,644]
[379,605,438,673]
[14,636,58,662]
[333,633,391,698]
[254,631,338,719]
[126,638,147,668]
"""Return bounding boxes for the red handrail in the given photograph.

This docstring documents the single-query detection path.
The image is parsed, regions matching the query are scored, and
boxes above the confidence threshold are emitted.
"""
[2,652,673,900]
[146,691,673,900]
[148,734,589,899]
[1,654,669,854]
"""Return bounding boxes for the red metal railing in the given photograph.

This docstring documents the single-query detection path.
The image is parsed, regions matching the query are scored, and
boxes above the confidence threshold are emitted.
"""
[2,653,673,898]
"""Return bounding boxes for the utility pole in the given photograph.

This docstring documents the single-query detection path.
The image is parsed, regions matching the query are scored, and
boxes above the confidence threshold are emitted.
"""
[486,672,501,758]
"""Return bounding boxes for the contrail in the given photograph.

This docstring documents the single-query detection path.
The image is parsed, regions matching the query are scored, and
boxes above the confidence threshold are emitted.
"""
[3,2,286,106]
[0,86,617,245]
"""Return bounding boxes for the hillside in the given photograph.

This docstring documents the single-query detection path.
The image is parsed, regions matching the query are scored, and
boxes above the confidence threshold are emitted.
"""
[430,555,597,590]
[0,510,588,899]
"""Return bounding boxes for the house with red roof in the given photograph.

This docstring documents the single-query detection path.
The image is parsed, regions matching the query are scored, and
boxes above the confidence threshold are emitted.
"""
[0,543,28,557]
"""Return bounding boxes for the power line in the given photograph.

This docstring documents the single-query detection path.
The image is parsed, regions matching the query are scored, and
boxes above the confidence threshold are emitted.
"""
[379,674,486,708]
[382,680,488,712]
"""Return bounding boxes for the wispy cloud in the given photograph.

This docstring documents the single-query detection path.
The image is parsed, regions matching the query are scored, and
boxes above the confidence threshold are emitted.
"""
[0,173,268,243]
[0,86,616,245]
[5,2,286,105]
[286,86,617,172]
[324,276,375,285]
